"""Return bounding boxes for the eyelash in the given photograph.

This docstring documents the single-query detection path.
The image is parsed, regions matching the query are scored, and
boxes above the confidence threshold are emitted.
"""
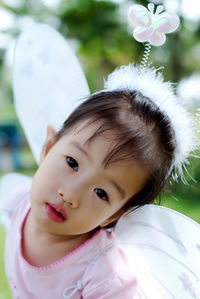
[66,156,79,171]
[66,156,109,202]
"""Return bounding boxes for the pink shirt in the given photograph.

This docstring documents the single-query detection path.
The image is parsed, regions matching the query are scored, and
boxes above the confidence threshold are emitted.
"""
[4,186,138,299]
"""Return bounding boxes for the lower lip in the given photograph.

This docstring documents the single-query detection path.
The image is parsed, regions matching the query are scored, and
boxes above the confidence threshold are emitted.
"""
[45,204,66,222]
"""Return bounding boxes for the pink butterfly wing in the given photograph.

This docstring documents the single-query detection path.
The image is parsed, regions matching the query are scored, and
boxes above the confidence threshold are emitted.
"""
[149,31,166,46]
[128,4,151,27]
[153,12,180,34]
[133,27,152,44]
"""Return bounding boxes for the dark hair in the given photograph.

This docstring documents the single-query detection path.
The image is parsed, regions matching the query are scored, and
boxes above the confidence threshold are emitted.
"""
[54,90,176,225]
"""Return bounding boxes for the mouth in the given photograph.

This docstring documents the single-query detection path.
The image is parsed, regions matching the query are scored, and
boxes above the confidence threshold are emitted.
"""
[45,203,67,222]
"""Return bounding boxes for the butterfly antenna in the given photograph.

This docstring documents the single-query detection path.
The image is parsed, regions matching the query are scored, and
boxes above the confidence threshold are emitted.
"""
[141,42,152,69]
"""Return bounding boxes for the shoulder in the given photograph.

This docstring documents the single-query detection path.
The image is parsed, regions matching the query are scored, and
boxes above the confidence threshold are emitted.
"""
[81,229,137,298]
[0,172,32,209]
[97,232,131,274]
[0,173,32,230]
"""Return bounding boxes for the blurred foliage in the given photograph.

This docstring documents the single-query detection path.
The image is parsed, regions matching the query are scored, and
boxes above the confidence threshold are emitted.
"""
[0,0,200,202]
[0,224,11,298]
[164,151,200,213]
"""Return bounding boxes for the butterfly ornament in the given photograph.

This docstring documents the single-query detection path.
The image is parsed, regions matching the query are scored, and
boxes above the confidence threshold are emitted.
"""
[128,3,180,47]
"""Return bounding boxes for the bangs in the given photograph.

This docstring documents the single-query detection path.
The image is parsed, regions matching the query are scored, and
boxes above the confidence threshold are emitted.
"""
[78,116,154,173]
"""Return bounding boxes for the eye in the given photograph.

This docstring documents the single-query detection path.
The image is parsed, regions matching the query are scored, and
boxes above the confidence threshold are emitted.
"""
[94,188,109,202]
[66,156,79,171]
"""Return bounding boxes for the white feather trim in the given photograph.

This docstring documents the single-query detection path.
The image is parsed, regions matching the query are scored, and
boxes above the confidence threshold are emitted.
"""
[103,63,197,182]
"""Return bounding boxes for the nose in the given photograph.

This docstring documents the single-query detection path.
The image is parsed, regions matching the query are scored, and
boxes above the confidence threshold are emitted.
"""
[58,188,78,208]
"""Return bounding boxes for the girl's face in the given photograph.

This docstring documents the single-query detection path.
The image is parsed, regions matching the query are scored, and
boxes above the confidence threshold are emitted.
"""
[30,120,148,239]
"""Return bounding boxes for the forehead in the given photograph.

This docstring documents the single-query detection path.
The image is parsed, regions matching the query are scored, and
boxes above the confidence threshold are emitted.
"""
[59,118,141,169]
[73,119,115,143]
[61,119,118,159]
[58,119,117,154]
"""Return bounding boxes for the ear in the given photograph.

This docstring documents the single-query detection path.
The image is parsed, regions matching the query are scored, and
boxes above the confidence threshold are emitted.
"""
[39,124,57,164]
[100,209,124,227]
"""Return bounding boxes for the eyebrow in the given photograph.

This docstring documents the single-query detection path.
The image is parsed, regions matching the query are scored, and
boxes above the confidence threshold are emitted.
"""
[70,141,126,200]
[108,178,126,200]
[71,141,92,162]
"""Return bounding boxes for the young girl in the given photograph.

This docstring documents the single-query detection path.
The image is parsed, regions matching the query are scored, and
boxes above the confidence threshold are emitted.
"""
[1,11,200,299]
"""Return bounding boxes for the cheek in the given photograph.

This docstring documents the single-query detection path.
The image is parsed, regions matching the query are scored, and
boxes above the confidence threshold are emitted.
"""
[36,155,61,184]
[77,198,108,221]
[31,163,56,201]
[89,202,115,224]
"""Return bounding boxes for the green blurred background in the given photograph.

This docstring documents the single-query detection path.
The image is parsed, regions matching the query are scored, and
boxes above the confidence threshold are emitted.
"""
[0,0,200,298]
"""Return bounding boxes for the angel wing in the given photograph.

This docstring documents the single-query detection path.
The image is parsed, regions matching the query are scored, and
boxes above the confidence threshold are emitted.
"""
[114,205,200,298]
[13,23,90,164]
[1,24,90,228]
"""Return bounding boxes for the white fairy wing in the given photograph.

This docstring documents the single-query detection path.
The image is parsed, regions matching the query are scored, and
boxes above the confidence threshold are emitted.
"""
[0,173,32,231]
[13,23,90,164]
[114,205,200,298]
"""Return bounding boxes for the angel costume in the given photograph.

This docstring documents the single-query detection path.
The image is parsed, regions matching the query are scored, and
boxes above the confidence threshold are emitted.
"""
[0,19,200,299]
